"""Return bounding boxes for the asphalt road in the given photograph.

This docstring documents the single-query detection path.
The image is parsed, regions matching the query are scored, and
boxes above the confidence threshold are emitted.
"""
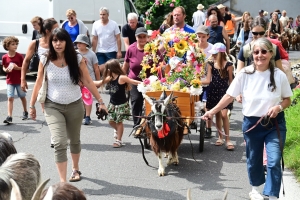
[0,70,299,199]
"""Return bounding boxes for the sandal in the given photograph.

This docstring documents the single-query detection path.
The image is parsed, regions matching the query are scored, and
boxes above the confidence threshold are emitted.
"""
[215,139,224,146]
[69,169,81,182]
[226,142,235,151]
[113,140,123,148]
[113,130,117,140]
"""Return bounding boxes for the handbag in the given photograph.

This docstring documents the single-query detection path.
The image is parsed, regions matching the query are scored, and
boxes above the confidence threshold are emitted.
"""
[29,39,40,72]
[37,61,48,103]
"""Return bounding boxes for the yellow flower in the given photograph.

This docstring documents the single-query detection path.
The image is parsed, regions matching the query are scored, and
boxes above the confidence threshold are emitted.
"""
[144,44,151,52]
[174,39,188,55]
[180,87,188,92]
[191,79,201,88]
[150,66,157,74]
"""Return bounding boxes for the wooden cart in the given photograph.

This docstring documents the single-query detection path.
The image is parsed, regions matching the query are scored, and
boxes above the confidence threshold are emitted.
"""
[135,90,206,152]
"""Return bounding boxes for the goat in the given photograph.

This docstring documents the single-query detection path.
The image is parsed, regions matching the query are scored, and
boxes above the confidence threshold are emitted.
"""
[0,134,17,166]
[143,91,184,176]
[292,34,300,51]
[0,153,41,200]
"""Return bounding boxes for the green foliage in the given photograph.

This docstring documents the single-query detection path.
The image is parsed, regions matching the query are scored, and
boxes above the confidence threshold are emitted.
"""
[284,89,300,181]
[134,0,219,30]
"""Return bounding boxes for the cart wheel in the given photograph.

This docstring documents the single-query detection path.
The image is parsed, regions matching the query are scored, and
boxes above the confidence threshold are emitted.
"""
[196,110,205,152]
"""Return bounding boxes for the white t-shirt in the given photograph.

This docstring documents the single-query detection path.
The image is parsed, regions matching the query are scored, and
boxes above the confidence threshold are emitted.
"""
[226,65,292,117]
[192,10,206,30]
[77,49,98,80]
[92,19,120,53]
[200,43,213,86]
[280,16,289,27]
[40,54,82,104]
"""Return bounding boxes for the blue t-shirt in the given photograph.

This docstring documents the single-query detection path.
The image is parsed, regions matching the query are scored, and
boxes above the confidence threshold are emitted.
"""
[63,23,79,42]
[166,24,195,33]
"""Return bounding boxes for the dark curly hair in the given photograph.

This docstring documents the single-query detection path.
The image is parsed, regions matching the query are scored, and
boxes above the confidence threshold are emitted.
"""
[2,36,19,51]
[206,6,224,24]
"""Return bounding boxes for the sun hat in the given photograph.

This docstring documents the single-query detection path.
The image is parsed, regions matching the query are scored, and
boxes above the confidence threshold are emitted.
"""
[208,43,226,54]
[74,34,90,47]
[197,4,204,10]
[263,11,268,16]
[217,4,226,9]
[81,87,93,105]
[196,25,209,34]
[135,27,148,36]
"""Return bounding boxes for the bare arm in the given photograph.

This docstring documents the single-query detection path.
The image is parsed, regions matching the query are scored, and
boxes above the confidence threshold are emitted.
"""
[93,63,100,80]
[220,21,225,27]
[92,35,98,53]
[94,76,111,87]
[123,37,130,51]
[268,97,291,118]
[227,65,233,84]
[275,59,284,72]
[279,21,283,34]
[201,64,212,85]
[119,75,142,85]
[29,61,45,120]
[116,34,122,59]
[21,40,36,91]
[222,28,230,54]
[122,61,130,74]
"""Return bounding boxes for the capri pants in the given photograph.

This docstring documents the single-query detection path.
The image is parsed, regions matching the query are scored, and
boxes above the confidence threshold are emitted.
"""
[44,98,84,163]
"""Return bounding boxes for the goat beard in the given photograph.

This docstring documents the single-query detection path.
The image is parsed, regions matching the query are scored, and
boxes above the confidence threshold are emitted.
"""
[157,123,170,138]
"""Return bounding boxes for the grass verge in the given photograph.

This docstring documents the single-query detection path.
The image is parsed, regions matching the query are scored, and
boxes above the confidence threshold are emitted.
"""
[284,88,300,181]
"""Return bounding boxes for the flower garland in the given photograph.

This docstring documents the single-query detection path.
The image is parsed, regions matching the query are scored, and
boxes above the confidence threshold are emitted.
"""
[144,0,180,29]
[137,28,206,95]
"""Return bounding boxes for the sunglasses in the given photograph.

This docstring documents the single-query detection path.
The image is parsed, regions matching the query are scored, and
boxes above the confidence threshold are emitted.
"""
[253,49,270,55]
[252,31,265,36]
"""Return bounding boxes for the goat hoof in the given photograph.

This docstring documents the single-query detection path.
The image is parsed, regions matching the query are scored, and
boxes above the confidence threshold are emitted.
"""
[173,162,179,166]
[158,168,165,176]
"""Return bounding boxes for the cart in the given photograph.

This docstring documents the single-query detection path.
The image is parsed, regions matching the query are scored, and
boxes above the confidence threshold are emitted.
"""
[133,90,206,152]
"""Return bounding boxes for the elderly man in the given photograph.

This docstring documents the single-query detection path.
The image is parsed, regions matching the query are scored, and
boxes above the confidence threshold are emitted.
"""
[92,7,122,67]
[192,4,205,31]
[280,10,289,27]
[207,15,230,54]
[166,6,194,33]
[121,13,144,51]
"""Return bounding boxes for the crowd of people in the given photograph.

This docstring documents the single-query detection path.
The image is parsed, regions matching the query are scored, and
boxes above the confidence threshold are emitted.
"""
[0,3,297,200]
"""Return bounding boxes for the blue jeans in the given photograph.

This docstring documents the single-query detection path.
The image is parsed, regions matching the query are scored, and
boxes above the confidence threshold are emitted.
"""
[242,112,286,198]
[96,52,117,65]
[7,84,26,98]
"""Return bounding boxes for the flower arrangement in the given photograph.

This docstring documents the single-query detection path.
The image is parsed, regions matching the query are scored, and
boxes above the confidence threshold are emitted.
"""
[138,28,206,95]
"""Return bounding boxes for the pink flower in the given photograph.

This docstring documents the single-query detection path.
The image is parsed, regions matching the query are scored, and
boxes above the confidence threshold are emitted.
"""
[146,20,152,25]
[160,78,166,83]
[173,37,180,43]
[145,12,149,16]
[172,0,176,2]
[155,0,159,5]
[175,67,182,72]
[143,78,150,85]
[170,3,174,7]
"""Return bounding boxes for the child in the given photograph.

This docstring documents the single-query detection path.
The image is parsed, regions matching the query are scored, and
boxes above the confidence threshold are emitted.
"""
[94,59,141,148]
[74,34,100,125]
[201,43,234,150]
[196,25,213,138]
[2,36,27,124]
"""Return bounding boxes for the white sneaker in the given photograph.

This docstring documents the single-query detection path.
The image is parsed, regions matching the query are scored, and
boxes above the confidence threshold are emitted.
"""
[249,191,264,200]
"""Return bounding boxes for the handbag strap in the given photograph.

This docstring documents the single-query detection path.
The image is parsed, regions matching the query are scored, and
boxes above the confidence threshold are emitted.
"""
[35,39,39,52]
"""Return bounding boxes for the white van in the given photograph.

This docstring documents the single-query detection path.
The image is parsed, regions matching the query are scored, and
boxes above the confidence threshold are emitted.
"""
[0,0,139,66]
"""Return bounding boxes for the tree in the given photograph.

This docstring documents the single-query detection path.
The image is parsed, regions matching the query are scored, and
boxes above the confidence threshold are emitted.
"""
[134,0,219,30]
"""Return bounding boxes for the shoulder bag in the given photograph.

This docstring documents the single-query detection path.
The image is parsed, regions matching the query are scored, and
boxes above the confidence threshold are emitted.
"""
[37,60,48,103]
[29,39,40,72]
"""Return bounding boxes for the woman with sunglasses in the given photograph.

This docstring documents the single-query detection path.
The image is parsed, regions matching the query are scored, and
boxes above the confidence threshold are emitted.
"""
[203,37,292,200]
[61,9,89,44]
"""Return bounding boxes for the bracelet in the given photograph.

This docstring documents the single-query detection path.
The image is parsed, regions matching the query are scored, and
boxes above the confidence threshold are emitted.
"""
[30,105,35,109]
[98,102,105,105]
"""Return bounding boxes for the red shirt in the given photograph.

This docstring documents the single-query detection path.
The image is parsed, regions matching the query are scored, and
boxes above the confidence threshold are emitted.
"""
[268,38,289,60]
[2,52,24,84]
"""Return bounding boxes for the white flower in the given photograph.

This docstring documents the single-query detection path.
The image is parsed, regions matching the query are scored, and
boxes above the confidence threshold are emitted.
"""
[190,86,203,95]
[137,83,150,93]
[148,75,158,84]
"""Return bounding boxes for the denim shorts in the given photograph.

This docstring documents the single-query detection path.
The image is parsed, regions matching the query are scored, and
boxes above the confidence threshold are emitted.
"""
[96,52,117,65]
[7,84,26,98]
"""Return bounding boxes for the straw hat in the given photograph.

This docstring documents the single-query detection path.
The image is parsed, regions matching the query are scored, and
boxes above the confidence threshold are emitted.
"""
[197,4,204,10]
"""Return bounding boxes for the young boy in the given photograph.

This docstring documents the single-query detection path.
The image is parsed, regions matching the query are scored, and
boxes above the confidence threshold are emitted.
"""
[2,36,28,123]
[196,25,213,138]
[74,34,100,125]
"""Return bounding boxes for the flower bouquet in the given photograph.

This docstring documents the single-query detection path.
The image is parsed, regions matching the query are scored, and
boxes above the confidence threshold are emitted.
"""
[137,28,206,95]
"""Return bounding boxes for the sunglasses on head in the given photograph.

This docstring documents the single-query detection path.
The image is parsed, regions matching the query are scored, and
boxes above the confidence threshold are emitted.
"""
[252,31,265,36]
[253,49,269,55]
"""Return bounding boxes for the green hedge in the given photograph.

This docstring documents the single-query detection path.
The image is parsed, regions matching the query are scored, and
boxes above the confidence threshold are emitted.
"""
[284,88,300,181]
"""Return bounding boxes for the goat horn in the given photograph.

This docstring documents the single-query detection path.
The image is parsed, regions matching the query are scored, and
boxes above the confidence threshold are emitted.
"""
[222,189,228,200]
[31,178,50,200]
[10,178,22,200]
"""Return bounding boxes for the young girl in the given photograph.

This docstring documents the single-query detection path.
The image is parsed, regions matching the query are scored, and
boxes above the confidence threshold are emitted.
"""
[94,59,141,148]
[201,43,234,150]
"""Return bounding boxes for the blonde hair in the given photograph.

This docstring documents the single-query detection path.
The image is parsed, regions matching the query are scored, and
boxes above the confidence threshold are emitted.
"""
[66,9,76,17]
[242,11,251,22]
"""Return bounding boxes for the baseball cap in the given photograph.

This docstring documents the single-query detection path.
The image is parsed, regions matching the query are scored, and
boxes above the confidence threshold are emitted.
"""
[135,27,148,36]
[74,34,90,47]
[217,4,225,9]
[81,87,93,105]
[196,25,209,34]
[259,9,264,13]
[208,43,226,54]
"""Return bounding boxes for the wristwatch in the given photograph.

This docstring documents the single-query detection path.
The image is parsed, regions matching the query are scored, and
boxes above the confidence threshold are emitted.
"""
[278,105,283,112]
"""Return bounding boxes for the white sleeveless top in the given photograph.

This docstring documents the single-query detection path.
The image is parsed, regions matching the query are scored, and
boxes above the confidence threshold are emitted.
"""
[38,46,48,57]
[40,54,82,104]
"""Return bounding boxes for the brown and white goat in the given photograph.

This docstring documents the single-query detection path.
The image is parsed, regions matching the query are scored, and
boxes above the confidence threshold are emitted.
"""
[144,91,184,176]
